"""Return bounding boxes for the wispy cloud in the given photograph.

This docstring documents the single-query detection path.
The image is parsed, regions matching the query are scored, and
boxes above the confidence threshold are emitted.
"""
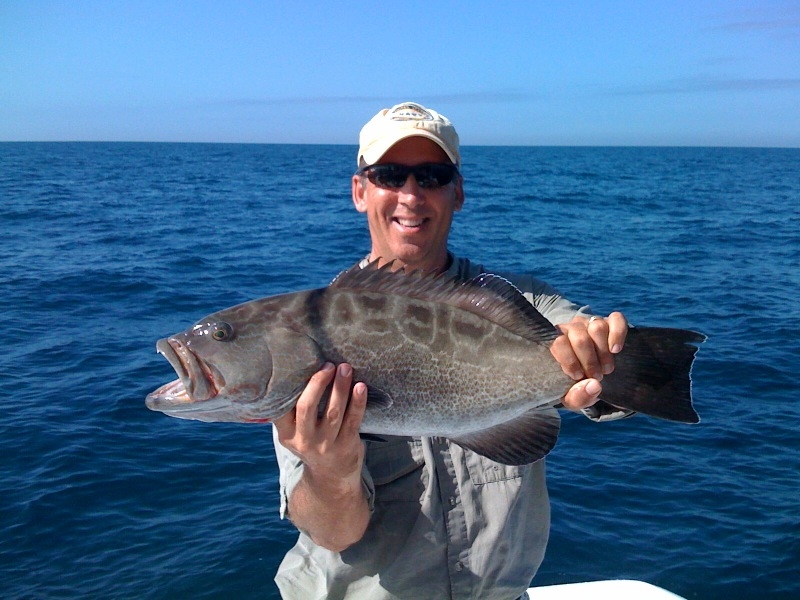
[706,19,800,34]
[203,92,530,108]
[702,6,800,41]
[607,77,800,96]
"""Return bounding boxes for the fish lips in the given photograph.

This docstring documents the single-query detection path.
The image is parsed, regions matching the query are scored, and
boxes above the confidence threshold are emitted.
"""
[146,337,226,412]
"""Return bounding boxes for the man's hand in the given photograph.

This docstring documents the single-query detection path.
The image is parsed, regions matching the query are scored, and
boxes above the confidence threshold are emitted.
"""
[273,362,370,552]
[274,362,367,479]
[550,312,628,411]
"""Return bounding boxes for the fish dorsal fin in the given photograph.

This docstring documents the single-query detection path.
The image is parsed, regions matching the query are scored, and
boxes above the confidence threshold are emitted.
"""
[330,260,560,345]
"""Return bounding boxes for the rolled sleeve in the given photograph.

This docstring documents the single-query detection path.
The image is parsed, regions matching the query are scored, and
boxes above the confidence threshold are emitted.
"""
[581,400,636,422]
[272,426,303,520]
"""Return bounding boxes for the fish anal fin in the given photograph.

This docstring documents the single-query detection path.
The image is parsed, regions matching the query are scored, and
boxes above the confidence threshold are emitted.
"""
[359,432,388,443]
[450,407,561,466]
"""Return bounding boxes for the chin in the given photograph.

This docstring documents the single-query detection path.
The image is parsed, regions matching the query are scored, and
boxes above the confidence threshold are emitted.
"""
[393,250,440,271]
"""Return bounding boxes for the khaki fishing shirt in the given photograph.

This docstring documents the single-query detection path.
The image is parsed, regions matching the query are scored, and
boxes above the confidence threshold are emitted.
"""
[272,254,626,599]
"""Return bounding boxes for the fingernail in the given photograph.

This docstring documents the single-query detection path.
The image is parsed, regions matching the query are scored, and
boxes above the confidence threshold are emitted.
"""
[611,344,622,354]
[570,370,583,380]
[322,362,335,372]
[602,362,614,375]
[585,380,602,396]
[338,363,352,377]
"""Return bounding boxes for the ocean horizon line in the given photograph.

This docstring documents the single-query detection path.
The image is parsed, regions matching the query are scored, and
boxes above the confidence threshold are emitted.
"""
[1,140,798,150]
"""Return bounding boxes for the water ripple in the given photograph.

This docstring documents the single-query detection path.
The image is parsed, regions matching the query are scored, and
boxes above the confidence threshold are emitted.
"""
[2,143,798,599]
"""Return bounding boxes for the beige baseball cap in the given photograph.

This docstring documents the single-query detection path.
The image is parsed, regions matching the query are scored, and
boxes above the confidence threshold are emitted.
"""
[357,102,460,168]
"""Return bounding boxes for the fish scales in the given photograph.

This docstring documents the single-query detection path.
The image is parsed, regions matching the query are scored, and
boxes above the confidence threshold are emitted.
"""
[308,287,566,435]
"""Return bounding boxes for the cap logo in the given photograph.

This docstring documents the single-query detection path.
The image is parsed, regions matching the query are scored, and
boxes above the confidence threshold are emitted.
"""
[387,103,433,122]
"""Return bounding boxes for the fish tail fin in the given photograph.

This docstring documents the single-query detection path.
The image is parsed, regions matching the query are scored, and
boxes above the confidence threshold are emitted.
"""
[598,327,705,423]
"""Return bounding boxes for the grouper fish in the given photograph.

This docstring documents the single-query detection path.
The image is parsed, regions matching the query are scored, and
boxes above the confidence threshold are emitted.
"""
[146,261,704,465]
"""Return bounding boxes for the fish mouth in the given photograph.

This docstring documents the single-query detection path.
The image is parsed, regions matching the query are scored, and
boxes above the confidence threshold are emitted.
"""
[146,338,225,411]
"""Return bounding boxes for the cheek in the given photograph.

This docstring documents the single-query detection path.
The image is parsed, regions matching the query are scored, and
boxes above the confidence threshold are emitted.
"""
[366,194,395,219]
[431,197,458,223]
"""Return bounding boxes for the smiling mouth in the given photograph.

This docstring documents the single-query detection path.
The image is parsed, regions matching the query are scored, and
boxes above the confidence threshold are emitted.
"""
[394,217,427,229]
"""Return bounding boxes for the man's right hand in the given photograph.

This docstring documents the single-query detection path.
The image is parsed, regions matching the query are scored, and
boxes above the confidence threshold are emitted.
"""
[274,362,367,478]
[272,362,370,551]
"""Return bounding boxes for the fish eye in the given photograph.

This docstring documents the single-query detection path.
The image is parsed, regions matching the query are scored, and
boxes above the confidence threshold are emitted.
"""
[211,322,234,342]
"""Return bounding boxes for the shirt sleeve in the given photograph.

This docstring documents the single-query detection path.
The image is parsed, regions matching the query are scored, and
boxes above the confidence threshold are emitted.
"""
[580,400,636,421]
[272,425,303,520]
[500,271,590,326]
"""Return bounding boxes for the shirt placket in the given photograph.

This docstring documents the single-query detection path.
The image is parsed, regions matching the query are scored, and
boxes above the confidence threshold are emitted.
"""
[432,437,472,599]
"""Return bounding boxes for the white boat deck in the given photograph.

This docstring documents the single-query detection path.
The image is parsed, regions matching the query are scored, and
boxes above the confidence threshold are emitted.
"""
[528,579,686,599]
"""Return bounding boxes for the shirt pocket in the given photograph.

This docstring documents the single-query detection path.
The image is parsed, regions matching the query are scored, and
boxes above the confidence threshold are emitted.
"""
[464,448,530,485]
[365,437,426,501]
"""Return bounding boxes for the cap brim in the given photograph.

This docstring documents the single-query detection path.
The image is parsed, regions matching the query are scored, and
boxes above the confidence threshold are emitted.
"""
[359,131,459,168]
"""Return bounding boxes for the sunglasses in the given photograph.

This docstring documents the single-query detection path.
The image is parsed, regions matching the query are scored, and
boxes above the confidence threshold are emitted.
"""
[357,163,460,189]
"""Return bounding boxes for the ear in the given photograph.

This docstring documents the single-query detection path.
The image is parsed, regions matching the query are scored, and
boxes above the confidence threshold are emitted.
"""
[352,174,368,213]
[453,176,465,212]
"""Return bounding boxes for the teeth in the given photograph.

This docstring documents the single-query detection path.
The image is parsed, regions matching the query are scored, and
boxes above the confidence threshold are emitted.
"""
[397,218,424,227]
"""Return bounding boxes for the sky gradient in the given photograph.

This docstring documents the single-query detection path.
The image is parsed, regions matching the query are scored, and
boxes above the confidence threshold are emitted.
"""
[2,1,799,146]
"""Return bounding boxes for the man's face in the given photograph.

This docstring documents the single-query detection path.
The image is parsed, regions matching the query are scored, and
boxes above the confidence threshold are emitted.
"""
[351,136,464,272]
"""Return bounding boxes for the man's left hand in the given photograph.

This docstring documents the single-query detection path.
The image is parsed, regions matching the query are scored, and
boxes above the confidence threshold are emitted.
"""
[551,312,628,411]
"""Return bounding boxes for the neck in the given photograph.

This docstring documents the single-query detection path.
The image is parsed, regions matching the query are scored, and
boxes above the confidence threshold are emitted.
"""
[368,251,452,274]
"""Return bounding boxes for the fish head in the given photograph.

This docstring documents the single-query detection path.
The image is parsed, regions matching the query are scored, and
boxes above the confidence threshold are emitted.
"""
[146,303,279,423]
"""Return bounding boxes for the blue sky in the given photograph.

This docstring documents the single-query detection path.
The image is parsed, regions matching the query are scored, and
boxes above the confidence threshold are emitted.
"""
[2,1,799,146]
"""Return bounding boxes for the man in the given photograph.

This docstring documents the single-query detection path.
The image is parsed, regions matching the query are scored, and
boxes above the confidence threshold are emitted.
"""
[271,102,630,599]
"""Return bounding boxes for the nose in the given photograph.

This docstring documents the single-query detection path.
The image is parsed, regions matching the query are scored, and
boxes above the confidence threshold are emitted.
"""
[397,175,424,206]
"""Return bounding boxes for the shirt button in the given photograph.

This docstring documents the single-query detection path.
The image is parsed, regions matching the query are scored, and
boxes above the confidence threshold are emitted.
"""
[449,496,456,506]
[455,561,463,572]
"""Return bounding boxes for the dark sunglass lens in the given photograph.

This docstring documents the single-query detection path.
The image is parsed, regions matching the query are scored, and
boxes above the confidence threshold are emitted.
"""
[363,164,456,189]
[433,164,457,186]
[368,165,409,188]
[415,164,456,188]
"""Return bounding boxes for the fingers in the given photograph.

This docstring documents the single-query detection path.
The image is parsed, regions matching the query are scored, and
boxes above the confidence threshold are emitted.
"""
[326,364,367,440]
[277,363,367,484]
[586,316,612,376]
[272,364,331,436]
[279,362,365,446]
[341,382,368,439]
[552,312,629,412]
[606,311,628,354]
[551,320,604,381]
[324,364,351,430]
[562,378,602,411]
[552,312,629,381]
[293,362,337,440]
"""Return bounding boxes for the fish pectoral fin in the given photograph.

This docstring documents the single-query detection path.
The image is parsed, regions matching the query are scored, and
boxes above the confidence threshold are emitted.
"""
[450,407,561,466]
[365,386,393,410]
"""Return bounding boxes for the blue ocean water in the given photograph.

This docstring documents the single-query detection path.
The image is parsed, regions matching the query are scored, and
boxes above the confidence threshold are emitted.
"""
[1,142,798,599]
